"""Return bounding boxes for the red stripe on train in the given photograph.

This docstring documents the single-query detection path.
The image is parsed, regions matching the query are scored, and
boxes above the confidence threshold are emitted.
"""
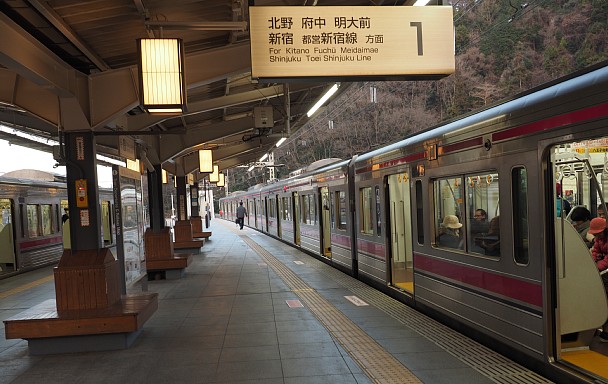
[415,254,542,307]
[357,239,385,260]
[20,236,62,250]
[439,137,484,155]
[492,103,608,142]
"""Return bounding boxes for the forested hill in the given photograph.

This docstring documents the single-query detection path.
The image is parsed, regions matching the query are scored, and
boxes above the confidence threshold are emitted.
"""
[231,0,608,191]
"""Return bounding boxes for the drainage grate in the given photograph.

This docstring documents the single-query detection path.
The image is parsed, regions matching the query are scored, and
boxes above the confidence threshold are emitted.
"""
[242,236,422,384]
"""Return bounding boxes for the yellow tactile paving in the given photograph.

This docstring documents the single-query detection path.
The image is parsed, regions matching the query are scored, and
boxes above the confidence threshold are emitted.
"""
[0,275,54,299]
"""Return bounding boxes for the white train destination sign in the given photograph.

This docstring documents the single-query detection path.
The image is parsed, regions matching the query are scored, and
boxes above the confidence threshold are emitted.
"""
[250,6,455,81]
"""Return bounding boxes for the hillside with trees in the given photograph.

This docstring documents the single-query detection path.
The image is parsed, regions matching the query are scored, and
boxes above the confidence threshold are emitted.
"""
[228,0,608,191]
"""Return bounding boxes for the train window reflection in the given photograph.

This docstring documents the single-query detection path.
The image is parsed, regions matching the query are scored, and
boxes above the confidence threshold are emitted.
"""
[434,177,464,250]
[336,191,347,230]
[41,205,52,236]
[27,205,40,238]
[360,187,374,235]
[466,172,500,257]
[512,167,529,265]
[416,181,424,245]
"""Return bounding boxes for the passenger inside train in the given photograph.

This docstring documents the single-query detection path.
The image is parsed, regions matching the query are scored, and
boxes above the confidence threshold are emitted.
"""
[437,215,464,250]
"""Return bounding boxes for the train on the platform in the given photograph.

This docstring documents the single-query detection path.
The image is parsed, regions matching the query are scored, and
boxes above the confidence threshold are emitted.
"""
[221,60,608,383]
[0,172,114,278]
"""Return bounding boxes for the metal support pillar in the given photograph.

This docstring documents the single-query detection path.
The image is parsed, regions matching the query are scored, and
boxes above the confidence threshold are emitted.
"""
[147,164,164,231]
[64,131,102,250]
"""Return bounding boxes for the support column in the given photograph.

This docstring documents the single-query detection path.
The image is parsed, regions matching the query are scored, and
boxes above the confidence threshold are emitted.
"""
[64,131,102,250]
[147,164,164,231]
[176,176,187,221]
[190,184,199,217]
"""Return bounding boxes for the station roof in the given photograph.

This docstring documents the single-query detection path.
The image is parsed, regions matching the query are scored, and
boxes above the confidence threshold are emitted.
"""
[0,0,430,178]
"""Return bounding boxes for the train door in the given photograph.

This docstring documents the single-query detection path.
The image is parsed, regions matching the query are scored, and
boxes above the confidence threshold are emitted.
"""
[293,191,301,245]
[264,197,269,232]
[320,187,332,258]
[549,137,608,378]
[387,172,414,293]
[253,198,258,228]
[276,195,281,237]
[0,199,16,274]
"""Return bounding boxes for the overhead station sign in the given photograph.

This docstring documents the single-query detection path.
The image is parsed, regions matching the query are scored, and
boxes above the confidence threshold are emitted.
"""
[250,6,455,81]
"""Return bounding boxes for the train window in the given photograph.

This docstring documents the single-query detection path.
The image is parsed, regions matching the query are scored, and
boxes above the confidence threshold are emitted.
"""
[26,205,40,238]
[465,172,500,257]
[41,205,52,236]
[302,195,309,224]
[336,191,347,230]
[375,186,381,236]
[416,180,424,245]
[313,196,318,225]
[269,198,275,218]
[434,177,464,250]
[512,167,529,265]
[360,187,374,235]
[0,199,11,226]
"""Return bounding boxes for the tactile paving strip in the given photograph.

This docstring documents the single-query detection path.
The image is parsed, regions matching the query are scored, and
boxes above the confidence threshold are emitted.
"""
[302,255,554,384]
[242,236,422,384]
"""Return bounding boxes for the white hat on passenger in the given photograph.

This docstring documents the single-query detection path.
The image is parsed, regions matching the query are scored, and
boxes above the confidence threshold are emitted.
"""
[442,215,462,229]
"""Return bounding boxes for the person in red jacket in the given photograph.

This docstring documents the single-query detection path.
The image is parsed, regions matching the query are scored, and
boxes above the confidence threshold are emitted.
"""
[589,217,608,342]
[591,217,608,271]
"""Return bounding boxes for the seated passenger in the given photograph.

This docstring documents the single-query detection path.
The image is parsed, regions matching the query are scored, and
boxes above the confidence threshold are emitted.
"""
[569,206,593,248]
[598,204,606,219]
[437,215,463,250]
[479,216,500,256]
[469,209,490,253]
[588,217,608,342]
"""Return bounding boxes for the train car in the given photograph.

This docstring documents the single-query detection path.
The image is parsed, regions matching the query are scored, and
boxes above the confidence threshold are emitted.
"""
[221,61,608,382]
[0,172,114,279]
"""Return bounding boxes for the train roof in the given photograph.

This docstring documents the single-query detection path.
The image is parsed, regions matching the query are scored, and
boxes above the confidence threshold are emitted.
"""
[356,60,608,163]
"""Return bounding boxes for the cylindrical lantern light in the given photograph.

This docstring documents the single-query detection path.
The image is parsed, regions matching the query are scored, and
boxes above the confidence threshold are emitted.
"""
[137,38,186,114]
[198,150,213,173]
[217,172,225,187]
[209,165,219,183]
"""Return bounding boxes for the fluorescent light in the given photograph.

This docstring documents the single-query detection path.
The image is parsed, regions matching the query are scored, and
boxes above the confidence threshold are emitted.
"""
[413,0,431,5]
[259,153,268,162]
[247,165,254,172]
[275,137,287,147]
[307,84,339,117]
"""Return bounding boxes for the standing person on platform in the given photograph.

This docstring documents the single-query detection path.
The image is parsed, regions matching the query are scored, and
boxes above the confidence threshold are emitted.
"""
[236,201,247,230]
[61,208,69,224]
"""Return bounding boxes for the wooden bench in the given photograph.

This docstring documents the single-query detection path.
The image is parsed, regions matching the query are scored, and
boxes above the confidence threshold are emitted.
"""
[4,248,158,354]
[190,217,212,239]
[173,220,204,250]
[4,293,158,354]
[145,228,193,278]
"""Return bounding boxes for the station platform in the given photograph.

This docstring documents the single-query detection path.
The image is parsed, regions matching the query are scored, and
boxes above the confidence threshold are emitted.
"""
[0,220,552,384]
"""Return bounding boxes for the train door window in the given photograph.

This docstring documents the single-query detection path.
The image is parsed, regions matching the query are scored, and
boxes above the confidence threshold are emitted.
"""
[0,199,16,269]
[41,205,52,236]
[302,195,309,224]
[465,172,500,257]
[329,192,335,229]
[336,191,347,230]
[416,180,424,245]
[310,195,316,225]
[375,186,382,236]
[269,197,275,218]
[360,187,374,235]
[433,177,464,250]
[26,204,40,238]
[512,167,529,265]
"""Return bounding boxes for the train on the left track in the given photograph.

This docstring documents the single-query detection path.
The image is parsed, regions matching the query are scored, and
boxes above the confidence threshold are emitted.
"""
[0,171,114,278]
[221,60,608,383]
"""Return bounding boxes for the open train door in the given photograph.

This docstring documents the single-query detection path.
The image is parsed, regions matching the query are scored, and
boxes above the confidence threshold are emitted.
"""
[386,172,414,293]
[293,192,301,245]
[0,199,16,274]
[549,139,608,380]
[320,187,331,258]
